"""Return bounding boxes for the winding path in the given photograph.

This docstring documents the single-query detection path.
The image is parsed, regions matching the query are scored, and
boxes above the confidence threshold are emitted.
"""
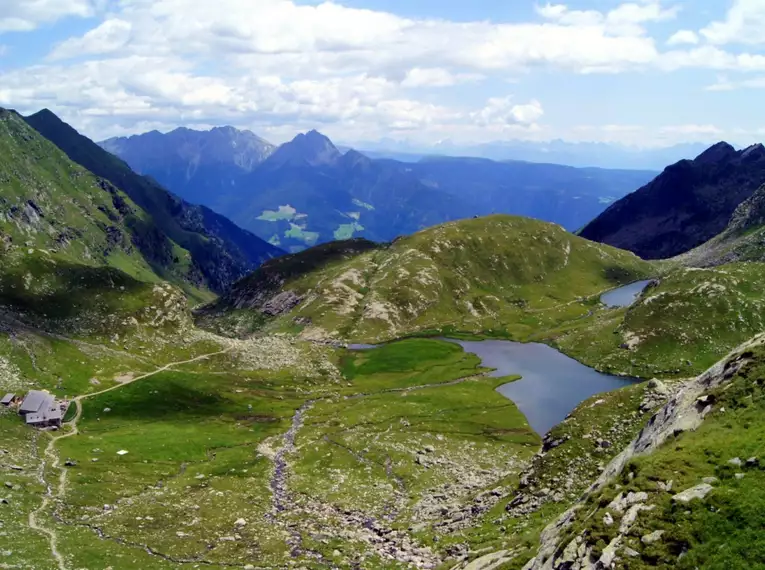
[28,347,232,570]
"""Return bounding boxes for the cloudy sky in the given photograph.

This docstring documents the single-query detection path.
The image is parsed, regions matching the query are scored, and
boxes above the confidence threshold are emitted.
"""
[1,0,765,148]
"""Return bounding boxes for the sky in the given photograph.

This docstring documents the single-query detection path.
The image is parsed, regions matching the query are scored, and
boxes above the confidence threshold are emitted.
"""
[2,0,765,148]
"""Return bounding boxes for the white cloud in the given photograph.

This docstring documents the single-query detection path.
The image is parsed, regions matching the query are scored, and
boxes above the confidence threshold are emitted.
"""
[46,0,666,75]
[2,0,763,147]
[536,0,678,36]
[50,19,133,60]
[0,0,96,33]
[401,68,483,88]
[471,97,544,127]
[701,0,765,45]
[667,29,698,46]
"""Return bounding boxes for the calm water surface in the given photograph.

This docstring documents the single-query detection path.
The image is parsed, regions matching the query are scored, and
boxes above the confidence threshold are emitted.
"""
[447,339,639,435]
[600,280,653,308]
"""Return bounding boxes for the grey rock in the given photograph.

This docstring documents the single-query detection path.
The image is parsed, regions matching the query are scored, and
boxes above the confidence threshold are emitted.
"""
[603,512,614,526]
[702,477,719,484]
[672,483,714,504]
[735,473,745,480]
[641,530,665,545]
[261,291,303,317]
[747,457,759,468]
[623,546,640,558]
[728,457,743,467]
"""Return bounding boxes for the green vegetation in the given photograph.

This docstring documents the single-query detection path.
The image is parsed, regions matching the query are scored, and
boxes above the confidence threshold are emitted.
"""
[553,264,765,378]
[334,221,365,240]
[204,215,656,344]
[541,341,765,569]
[285,222,320,246]
[257,205,300,221]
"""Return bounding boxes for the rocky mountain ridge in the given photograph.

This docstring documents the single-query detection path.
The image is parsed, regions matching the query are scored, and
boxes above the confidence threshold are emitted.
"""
[580,141,765,259]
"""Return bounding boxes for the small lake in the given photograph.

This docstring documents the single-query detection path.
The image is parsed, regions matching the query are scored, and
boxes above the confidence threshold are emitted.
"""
[446,339,639,435]
[600,280,653,308]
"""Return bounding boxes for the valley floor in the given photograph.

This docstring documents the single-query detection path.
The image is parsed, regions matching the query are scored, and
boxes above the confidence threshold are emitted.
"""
[0,312,676,570]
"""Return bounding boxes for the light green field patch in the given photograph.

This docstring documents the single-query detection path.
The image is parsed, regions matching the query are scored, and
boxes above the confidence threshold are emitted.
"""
[285,223,320,246]
[256,204,298,221]
[333,221,365,241]
[347,211,361,220]
[268,234,281,246]
[352,198,375,211]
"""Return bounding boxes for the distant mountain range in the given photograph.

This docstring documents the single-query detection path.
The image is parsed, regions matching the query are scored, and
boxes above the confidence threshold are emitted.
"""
[341,139,712,170]
[580,142,765,259]
[26,110,283,295]
[101,127,658,252]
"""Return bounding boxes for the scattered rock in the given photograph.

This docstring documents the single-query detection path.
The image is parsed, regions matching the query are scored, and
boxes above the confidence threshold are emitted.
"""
[116,450,129,456]
[735,473,745,480]
[729,457,743,467]
[746,457,759,468]
[672,483,714,504]
[234,518,247,527]
[603,512,614,526]
[642,530,665,545]
[623,547,640,558]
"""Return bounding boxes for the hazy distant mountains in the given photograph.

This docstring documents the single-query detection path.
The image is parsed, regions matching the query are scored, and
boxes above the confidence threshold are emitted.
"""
[101,127,659,252]
[350,139,712,170]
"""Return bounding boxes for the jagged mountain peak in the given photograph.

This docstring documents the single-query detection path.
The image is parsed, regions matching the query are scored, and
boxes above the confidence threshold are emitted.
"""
[693,141,737,165]
[265,129,341,168]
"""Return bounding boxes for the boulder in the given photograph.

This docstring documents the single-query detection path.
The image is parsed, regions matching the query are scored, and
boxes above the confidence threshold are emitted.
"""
[672,483,713,504]
[641,530,665,545]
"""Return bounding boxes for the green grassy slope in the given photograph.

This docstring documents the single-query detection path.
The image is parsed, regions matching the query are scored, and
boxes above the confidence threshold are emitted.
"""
[201,215,656,342]
[520,336,765,570]
[552,263,765,378]
[0,108,209,331]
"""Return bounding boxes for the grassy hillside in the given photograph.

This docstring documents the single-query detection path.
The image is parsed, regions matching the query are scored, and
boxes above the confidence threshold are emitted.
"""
[552,263,765,378]
[200,215,656,342]
[0,107,211,333]
[519,336,765,570]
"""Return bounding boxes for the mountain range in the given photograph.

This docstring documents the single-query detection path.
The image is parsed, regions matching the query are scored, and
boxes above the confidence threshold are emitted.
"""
[342,139,712,170]
[8,104,765,570]
[580,142,765,259]
[101,127,657,252]
[27,110,283,295]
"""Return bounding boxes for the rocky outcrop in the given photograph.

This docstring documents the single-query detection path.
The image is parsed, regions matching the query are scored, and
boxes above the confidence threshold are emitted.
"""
[522,333,764,570]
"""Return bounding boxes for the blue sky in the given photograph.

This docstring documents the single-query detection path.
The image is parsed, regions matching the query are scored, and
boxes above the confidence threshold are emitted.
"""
[1,1,764,149]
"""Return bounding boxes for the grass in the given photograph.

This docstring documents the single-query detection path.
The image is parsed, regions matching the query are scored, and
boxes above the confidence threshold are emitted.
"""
[334,222,365,240]
[204,215,657,344]
[338,338,489,393]
[539,342,765,569]
[552,263,765,378]
[55,370,305,568]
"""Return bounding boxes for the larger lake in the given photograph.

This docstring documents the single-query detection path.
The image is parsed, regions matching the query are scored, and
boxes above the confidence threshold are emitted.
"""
[446,339,639,435]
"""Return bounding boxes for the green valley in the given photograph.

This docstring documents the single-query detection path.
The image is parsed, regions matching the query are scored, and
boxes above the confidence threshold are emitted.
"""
[6,120,765,570]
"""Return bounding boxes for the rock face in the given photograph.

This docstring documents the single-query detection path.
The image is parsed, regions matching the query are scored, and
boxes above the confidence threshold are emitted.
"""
[522,334,764,570]
[580,142,765,259]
